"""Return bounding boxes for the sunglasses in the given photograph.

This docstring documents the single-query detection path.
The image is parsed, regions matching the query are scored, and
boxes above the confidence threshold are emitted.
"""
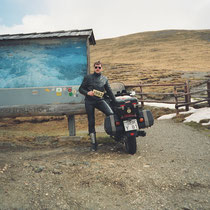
[95,66,102,69]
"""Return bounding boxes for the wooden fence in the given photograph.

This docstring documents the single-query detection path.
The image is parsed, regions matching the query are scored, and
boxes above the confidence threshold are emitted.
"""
[125,80,210,115]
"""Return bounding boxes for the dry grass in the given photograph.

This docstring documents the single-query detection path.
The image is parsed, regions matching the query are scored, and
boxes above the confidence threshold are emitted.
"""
[90,30,210,89]
[0,110,105,142]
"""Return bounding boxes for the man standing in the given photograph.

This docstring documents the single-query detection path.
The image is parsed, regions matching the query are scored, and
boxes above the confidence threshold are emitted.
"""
[79,61,116,151]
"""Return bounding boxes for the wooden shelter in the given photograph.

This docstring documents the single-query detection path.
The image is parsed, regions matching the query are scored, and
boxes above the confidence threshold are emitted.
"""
[0,29,96,135]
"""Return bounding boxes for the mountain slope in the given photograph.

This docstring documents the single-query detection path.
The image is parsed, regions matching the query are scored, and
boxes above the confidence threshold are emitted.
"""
[90,30,210,84]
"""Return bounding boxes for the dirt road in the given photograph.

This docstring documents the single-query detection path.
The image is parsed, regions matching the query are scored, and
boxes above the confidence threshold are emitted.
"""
[0,119,210,210]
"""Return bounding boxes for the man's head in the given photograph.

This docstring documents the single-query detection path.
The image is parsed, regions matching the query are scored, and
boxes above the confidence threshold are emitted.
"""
[94,61,103,74]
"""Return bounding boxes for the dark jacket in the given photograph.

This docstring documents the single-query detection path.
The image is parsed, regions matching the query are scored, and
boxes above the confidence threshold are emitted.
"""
[79,72,116,103]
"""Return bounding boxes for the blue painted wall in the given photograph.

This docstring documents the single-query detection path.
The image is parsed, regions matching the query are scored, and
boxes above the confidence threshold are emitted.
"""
[0,38,87,88]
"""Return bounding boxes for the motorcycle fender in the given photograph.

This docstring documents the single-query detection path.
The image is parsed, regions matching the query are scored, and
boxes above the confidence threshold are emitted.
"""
[125,130,137,138]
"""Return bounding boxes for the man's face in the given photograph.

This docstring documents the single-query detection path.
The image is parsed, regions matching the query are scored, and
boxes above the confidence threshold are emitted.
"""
[94,64,102,74]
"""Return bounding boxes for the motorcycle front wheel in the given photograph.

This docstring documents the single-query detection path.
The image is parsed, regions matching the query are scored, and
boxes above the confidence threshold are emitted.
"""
[125,135,137,155]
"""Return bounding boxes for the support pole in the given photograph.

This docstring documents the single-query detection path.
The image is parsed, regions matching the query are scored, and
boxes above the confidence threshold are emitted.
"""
[174,86,179,115]
[67,115,76,136]
[139,82,144,107]
[184,80,190,111]
[207,80,210,107]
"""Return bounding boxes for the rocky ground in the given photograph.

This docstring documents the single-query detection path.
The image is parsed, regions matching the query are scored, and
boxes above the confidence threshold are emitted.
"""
[0,119,209,210]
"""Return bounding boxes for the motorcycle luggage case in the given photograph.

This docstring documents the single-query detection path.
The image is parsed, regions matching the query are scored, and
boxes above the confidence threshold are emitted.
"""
[115,96,139,115]
[104,114,124,136]
[138,110,154,128]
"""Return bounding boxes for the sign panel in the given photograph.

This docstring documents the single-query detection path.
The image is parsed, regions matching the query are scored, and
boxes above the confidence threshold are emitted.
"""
[0,38,87,88]
[0,38,87,106]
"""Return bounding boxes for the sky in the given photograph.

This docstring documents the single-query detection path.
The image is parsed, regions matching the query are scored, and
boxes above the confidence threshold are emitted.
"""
[0,0,210,40]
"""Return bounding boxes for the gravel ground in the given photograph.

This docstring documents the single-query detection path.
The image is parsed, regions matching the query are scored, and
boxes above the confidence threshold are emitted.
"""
[0,119,210,210]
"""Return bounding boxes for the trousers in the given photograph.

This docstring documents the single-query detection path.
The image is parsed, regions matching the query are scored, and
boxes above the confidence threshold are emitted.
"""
[85,100,114,134]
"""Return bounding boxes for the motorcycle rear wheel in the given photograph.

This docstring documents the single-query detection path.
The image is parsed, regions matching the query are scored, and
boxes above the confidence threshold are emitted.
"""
[125,136,137,155]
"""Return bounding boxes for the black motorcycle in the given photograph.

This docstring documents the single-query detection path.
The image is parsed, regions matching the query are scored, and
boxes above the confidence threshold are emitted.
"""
[104,83,154,154]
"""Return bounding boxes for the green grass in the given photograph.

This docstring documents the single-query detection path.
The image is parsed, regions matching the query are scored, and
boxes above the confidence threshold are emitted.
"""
[185,121,210,136]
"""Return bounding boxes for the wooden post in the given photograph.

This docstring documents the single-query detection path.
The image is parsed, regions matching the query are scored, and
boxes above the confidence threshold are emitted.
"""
[184,80,190,111]
[207,80,210,107]
[139,82,144,107]
[67,115,76,136]
[174,86,179,115]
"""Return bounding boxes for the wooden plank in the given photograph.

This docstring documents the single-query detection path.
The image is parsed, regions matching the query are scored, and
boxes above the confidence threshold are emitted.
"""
[0,103,86,118]
[175,99,210,108]
[86,39,90,74]
[125,83,184,87]
[136,92,174,95]
[68,115,76,136]
[190,80,208,86]
[176,89,210,97]
[138,100,177,104]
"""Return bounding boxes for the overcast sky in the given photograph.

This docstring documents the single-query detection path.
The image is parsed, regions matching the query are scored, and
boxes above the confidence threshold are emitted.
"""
[0,0,210,40]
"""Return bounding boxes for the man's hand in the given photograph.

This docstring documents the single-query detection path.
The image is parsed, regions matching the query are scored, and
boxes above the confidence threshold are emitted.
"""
[87,91,94,96]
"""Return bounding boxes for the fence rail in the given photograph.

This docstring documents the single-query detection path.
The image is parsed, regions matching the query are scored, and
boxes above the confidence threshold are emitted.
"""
[125,80,210,115]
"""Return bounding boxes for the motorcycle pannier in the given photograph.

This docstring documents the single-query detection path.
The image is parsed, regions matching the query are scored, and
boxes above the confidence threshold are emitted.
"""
[104,114,124,136]
[138,110,154,128]
[115,96,139,116]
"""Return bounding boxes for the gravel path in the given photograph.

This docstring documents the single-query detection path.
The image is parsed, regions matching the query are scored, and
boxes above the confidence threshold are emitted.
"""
[137,119,210,209]
[0,119,210,209]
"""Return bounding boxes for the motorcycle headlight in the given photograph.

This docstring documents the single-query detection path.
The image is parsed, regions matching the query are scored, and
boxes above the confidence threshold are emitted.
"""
[127,107,132,113]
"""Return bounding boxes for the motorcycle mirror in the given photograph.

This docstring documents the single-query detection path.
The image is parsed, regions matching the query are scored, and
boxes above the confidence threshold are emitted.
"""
[130,91,136,96]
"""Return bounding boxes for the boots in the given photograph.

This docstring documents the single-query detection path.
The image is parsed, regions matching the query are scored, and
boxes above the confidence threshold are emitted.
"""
[90,133,97,151]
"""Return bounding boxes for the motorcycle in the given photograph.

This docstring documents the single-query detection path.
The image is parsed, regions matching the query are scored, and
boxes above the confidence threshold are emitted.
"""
[104,83,154,154]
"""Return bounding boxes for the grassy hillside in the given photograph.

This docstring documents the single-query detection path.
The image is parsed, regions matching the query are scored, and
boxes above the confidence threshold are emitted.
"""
[90,30,210,85]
